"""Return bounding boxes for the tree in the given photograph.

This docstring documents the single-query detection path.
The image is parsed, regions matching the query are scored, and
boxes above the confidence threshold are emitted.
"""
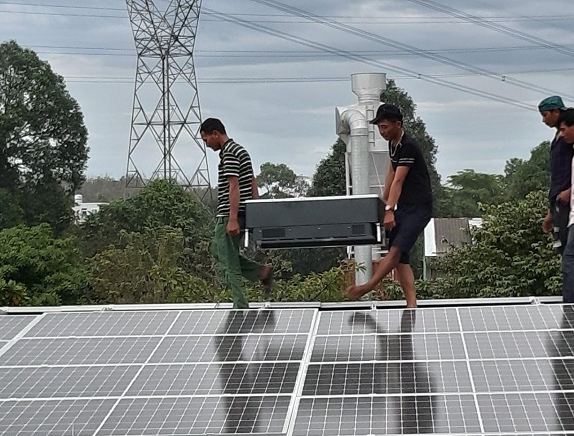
[89,227,216,304]
[504,141,549,200]
[0,41,88,231]
[80,180,214,281]
[439,170,506,217]
[257,162,308,198]
[0,224,88,306]
[425,191,560,299]
[309,138,346,197]
[0,188,23,228]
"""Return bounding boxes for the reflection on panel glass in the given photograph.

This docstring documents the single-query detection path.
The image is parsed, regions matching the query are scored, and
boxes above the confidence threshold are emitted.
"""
[215,310,294,434]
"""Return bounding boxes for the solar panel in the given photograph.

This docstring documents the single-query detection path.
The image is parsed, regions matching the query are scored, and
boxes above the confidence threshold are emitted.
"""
[127,362,300,396]
[1,337,162,365]
[0,399,115,435]
[317,307,460,335]
[150,334,308,363]
[0,315,37,340]
[0,308,315,435]
[303,361,472,395]
[292,395,481,435]
[97,396,291,435]
[25,311,178,337]
[1,304,574,435]
[478,392,574,432]
[0,366,140,398]
[169,309,313,335]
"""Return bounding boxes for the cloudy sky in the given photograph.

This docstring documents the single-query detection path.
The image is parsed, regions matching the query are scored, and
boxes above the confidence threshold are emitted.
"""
[1,0,573,186]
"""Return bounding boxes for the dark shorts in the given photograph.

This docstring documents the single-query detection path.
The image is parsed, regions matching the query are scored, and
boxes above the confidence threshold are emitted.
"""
[550,198,570,255]
[387,203,432,264]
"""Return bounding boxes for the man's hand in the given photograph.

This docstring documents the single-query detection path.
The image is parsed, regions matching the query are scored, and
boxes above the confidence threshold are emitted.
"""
[558,189,571,205]
[383,210,396,231]
[226,217,241,236]
[542,211,553,234]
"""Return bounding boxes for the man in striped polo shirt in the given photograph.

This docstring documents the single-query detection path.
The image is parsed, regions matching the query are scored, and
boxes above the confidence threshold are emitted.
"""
[201,118,272,309]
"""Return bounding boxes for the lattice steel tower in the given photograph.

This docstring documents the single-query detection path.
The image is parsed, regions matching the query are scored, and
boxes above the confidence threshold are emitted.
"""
[125,0,210,194]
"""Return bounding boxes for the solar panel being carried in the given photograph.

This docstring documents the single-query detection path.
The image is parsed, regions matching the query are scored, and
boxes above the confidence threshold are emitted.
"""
[0,301,573,435]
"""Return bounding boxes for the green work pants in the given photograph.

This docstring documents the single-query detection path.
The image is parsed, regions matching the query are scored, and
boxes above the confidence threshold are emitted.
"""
[212,216,261,309]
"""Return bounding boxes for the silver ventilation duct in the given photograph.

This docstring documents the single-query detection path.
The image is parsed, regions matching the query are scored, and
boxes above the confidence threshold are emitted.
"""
[336,72,386,286]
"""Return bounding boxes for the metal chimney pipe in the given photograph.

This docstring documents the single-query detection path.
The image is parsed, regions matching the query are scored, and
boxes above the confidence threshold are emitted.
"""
[350,73,386,285]
[336,73,387,286]
[352,73,387,106]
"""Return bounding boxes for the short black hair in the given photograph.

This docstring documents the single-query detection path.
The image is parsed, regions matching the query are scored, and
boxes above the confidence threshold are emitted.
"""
[200,118,226,134]
[559,108,574,127]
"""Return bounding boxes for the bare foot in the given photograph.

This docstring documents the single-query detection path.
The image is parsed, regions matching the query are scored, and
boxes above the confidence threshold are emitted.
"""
[260,266,273,293]
[344,284,371,300]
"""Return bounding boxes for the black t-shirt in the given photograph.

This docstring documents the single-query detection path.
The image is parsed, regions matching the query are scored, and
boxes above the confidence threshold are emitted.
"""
[390,132,433,207]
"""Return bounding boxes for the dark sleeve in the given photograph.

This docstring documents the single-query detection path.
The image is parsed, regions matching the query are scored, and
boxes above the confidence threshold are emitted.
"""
[221,150,240,178]
[396,142,416,167]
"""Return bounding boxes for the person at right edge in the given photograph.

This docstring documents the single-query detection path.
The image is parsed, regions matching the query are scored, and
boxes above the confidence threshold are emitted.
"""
[540,96,571,259]
[557,108,574,303]
[345,104,432,308]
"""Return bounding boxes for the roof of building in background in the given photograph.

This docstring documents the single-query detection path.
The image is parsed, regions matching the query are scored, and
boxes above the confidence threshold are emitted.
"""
[425,217,483,257]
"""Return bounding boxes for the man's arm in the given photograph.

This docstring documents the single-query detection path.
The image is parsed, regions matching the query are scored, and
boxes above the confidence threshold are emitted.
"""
[382,166,410,231]
[382,161,394,202]
[386,166,410,208]
[251,175,259,199]
[227,176,241,236]
[558,187,571,205]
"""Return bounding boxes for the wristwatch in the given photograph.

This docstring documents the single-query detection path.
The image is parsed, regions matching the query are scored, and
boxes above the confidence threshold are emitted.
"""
[385,204,394,212]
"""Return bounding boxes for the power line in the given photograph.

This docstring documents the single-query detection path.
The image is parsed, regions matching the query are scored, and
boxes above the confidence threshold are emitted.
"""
[28,43,574,57]
[1,0,562,109]
[60,69,574,84]
[203,7,534,111]
[246,0,574,100]
[2,3,574,25]
[2,1,574,21]
[403,0,574,59]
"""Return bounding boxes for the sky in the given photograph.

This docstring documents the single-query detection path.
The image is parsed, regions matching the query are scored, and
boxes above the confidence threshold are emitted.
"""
[1,0,573,186]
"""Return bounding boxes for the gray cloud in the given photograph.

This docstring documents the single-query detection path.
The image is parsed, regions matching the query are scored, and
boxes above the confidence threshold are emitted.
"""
[2,0,572,183]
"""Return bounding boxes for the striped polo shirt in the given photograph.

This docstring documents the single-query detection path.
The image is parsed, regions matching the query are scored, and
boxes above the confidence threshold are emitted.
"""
[217,139,254,216]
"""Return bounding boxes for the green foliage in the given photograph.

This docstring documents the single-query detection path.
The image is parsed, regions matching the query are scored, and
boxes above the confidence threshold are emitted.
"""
[80,180,212,276]
[309,138,347,197]
[439,170,506,217]
[0,188,23,228]
[89,227,218,304]
[0,41,88,231]
[504,142,550,200]
[0,224,89,305]
[259,267,346,303]
[257,162,297,198]
[422,191,560,299]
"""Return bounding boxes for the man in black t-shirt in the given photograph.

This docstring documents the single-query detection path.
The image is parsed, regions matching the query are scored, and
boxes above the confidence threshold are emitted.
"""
[345,104,432,307]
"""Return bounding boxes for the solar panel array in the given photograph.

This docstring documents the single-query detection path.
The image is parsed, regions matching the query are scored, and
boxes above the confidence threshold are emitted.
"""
[0,304,573,435]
